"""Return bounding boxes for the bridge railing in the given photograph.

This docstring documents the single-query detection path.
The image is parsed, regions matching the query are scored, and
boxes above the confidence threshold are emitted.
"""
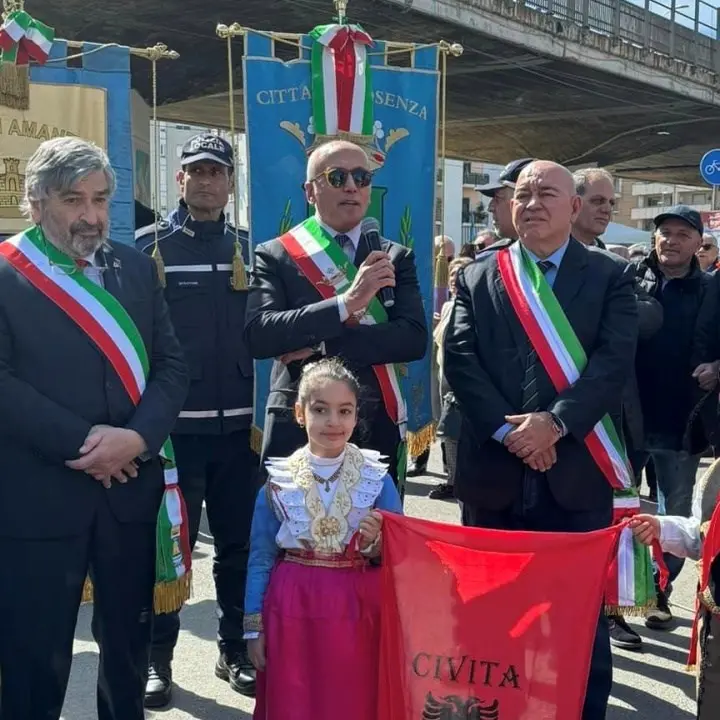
[519,0,720,72]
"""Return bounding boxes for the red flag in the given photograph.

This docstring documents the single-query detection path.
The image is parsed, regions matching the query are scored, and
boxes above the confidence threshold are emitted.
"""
[378,513,622,720]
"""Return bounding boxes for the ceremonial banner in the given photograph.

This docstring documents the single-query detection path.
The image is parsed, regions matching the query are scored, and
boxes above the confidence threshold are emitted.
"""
[0,41,134,245]
[243,30,439,461]
[0,82,106,235]
[379,513,622,719]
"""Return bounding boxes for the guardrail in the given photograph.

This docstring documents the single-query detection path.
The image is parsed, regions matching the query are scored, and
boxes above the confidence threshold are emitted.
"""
[516,0,720,71]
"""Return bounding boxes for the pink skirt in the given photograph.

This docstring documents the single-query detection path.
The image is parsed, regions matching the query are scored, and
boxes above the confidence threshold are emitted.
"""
[253,555,382,720]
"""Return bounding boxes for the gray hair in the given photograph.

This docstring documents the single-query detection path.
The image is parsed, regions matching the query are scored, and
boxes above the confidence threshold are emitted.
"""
[573,167,614,196]
[21,137,116,216]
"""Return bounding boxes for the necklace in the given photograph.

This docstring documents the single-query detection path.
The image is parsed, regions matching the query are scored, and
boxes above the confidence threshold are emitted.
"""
[312,464,343,492]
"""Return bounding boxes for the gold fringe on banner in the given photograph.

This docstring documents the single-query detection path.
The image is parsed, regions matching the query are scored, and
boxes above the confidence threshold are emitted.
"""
[231,242,248,291]
[603,601,656,618]
[81,576,93,603]
[0,63,29,109]
[152,244,166,287]
[154,572,193,614]
[406,422,436,459]
[250,424,263,455]
[81,572,192,613]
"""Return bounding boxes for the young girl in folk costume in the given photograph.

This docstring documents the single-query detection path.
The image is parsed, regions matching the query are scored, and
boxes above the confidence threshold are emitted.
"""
[244,358,403,720]
[632,459,720,719]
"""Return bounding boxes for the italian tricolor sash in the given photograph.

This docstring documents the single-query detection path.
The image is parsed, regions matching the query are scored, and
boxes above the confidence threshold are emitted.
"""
[0,226,192,613]
[497,242,655,612]
[279,217,408,475]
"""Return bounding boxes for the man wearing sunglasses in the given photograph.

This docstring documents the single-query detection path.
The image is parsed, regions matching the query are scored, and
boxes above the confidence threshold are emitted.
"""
[697,233,719,273]
[245,139,427,487]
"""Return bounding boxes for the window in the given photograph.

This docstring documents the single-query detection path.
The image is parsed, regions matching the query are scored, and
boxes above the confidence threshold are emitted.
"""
[692,193,709,205]
[461,197,471,223]
[645,196,664,208]
[435,197,443,222]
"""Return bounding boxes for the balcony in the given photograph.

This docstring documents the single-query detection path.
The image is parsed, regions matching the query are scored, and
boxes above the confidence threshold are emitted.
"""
[631,204,712,221]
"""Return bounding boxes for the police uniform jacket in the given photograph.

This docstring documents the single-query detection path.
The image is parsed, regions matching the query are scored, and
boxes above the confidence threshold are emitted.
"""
[136,201,253,435]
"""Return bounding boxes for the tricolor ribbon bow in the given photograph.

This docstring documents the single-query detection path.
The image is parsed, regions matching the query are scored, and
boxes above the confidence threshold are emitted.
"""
[308,23,375,137]
[0,10,54,66]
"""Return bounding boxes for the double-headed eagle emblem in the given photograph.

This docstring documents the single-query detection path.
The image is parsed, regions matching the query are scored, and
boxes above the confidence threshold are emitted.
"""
[422,692,500,720]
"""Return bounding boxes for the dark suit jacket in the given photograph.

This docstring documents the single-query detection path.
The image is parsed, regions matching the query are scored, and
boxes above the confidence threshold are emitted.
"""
[244,231,427,423]
[0,241,189,539]
[444,238,638,512]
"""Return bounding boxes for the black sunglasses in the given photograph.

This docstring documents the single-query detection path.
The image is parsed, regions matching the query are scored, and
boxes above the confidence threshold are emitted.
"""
[310,166,373,189]
[701,243,716,251]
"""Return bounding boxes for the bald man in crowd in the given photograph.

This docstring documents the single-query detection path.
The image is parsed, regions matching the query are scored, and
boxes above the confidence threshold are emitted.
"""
[244,140,427,485]
[444,161,638,718]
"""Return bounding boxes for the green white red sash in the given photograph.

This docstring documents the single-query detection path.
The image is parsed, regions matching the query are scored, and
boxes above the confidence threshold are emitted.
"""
[0,226,192,613]
[309,23,374,136]
[279,217,407,467]
[497,242,655,612]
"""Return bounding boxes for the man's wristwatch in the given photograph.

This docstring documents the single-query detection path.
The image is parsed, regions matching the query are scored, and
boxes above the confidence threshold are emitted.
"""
[547,412,566,438]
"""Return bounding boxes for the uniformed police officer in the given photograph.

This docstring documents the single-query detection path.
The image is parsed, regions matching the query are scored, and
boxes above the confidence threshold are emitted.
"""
[136,133,258,707]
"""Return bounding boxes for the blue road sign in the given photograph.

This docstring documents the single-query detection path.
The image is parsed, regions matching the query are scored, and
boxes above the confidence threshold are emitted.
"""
[700,149,720,185]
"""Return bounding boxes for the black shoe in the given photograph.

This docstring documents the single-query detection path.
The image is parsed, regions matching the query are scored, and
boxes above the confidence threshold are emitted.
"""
[407,449,429,477]
[428,483,454,500]
[144,661,172,709]
[215,647,256,697]
[645,592,674,631]
[608,614,642,651]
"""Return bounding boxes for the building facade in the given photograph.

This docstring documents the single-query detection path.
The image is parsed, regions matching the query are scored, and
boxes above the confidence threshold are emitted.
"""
[614,180,714,232]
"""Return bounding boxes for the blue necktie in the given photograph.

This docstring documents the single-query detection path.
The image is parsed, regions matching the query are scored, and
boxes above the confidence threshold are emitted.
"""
[335,233,354,262]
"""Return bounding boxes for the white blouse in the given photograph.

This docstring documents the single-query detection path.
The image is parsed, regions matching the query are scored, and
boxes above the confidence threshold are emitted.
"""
[265,445,388,551]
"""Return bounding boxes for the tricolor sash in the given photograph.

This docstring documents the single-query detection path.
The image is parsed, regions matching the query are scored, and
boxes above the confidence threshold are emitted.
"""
[278,217,408,484]
[497,242,655,612]
[0,226,192,613]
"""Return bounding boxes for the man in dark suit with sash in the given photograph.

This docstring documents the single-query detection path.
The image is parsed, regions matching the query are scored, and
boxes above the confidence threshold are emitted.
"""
[444,160,639,719]
[0,138,188,720]
[244,139,427,486]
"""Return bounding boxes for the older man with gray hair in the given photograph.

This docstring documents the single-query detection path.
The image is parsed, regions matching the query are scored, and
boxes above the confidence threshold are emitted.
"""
[0,137,188,720]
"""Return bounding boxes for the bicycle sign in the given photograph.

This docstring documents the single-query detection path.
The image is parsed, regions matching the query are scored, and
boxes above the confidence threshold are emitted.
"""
[700,149,720,185]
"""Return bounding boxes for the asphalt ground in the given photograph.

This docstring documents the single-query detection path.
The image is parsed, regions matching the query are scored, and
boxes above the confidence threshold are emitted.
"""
[61,446,701,719]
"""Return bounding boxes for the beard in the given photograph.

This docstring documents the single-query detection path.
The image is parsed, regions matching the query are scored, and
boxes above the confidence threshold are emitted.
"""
[42,213,107,259]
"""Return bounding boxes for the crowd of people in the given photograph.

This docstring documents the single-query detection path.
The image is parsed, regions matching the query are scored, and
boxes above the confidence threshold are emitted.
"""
[0,132,717,720]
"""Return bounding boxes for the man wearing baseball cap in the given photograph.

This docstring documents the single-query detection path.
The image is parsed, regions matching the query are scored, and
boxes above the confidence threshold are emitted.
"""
[633,204,720,632]
[479,158,534,240]
[136,132,258,706]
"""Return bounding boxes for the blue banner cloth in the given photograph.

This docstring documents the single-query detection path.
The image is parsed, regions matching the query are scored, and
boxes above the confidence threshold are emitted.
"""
[243,31,439,452]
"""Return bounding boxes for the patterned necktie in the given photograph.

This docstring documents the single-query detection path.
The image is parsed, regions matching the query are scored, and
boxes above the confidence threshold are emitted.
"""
[521,260,554,412]
[335,233,354,262]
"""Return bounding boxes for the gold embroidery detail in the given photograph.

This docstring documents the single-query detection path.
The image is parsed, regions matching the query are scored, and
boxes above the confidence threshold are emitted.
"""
[243,613,263,634]
[288,444,365,553]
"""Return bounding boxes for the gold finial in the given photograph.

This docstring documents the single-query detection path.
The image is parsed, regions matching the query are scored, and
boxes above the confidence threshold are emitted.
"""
[2,0,23,17]
[334,0,349,24]
[144,43,179,62]
[438,40,464,57]
[216,23,244,39]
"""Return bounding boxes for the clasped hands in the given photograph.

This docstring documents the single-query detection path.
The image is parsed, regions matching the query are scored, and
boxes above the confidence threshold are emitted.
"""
[503,412,561,473]
[65,425,147,488]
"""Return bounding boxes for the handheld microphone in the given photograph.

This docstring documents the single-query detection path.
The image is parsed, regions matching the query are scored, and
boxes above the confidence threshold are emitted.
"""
[361,217,394,308]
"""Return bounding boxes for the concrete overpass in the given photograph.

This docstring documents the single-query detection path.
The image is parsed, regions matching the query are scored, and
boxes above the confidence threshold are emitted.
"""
[37,0,720,184]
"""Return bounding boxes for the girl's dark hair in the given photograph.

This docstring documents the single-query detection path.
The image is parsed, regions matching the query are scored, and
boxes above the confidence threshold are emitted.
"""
[297,358,360,406]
